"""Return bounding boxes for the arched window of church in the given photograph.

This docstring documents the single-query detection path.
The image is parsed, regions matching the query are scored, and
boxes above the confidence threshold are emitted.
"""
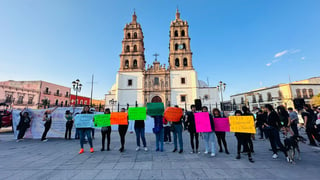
[174,30,178,37]
[183,43,186,50]
[127,33,131,39]
[133,60,137,68]
[133,32,137,39]
[175,44,178,51]
[126,45,130,52]
[175,58,180,67]
[133,45,137,52]
[124,60,129,69]
[183,58,188,67]
[181,30,185,37]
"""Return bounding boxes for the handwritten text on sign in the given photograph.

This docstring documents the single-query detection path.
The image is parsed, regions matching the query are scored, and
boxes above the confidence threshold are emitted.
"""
[229,116,256,134]
[74,114,94,128]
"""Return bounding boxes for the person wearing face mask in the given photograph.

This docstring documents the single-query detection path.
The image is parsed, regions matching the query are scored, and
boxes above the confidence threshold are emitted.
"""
[41,107,58,142]
[202,106,216,157]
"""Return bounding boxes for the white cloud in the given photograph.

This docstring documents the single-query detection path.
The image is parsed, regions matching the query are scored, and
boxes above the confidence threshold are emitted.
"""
[301,57,305,60]
[290,49,301,54]
[274,50,288,58]
[266,63,272,66]
[272,59,280,63]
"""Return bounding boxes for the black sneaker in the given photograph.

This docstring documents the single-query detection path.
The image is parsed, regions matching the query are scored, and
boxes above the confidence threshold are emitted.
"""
[172,148,177,152]
[219,149,223,153]
[101,148,105,151]
[225,150,230,154]
[179,150,183,154]
[236,154,241,159]
[249,158,254,163]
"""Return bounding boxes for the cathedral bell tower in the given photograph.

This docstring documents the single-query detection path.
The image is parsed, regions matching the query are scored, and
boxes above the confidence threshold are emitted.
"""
[119,11,146,72]
[168,9,193,70]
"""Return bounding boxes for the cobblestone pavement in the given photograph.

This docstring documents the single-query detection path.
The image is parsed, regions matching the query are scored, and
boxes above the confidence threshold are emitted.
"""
[0,128,319,180]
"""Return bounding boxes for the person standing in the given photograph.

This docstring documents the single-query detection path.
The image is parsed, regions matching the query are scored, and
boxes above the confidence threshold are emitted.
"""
[153,115,164,152]
[256,109,267,139]
[277,105,292,137]
[41,107,58,142]
[79,105,94,154]
[202,106,216,157]
[16,108,31,142]
[288,107,299,136]
[302,104,320,146]
[242,106,254,153]
[65,110,74,140]
[185,105,200,154]
[263,104,288,161]
[163,118,172,144]
[118,108,128,152]
[171,106,184,154]
[213,108,229,154]
[316,107,320,130]
[101,108,112,151]
[134,117,148,152]
[234,110,254,163]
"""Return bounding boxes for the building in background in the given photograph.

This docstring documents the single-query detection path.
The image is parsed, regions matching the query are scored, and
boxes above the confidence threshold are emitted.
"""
[91,99,105,112]
[70,95,90,107]
[105,10,220,111]
[230,77,320,110]
[0,80,71,109]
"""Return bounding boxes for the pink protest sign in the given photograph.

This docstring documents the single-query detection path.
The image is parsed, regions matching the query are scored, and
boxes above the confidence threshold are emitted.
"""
[214,118,230,132]
[194,112,212,133]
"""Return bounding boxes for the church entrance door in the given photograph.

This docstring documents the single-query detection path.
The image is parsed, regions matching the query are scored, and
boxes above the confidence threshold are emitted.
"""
[151,96,162,103]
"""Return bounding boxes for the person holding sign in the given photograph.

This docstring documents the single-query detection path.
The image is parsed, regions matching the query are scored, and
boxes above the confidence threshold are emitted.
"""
[185,105,199,154]
[79,105,94,154]
[263,104,288,161]
[234,110,254,163]
[153,115,164,152]
[134,118,148,152]
[101,108,112,151]
[171,105,183,154]
[41,107,58,142]
[213,108,229,154]
[65,110,74,140]
[202,106,216,157]
[118,108,128,152]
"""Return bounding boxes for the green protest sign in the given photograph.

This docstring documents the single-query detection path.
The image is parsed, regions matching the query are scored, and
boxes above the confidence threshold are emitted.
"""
[147,103,164,116]
[128,107,146,120]
[94,114,111,127]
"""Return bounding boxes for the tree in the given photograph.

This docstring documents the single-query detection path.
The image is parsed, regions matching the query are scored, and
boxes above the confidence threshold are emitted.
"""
[311,93,320,107]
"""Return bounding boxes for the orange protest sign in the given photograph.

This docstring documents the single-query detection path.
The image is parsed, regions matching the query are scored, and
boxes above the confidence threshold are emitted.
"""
[164,107,183,122]
[110,112,128,125]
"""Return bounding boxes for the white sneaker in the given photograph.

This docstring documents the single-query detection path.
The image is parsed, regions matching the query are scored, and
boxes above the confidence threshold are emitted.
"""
[136,147,140,151]
[272,154,278,159]
[144,147,148,151]
[42,139,48,142]
[286,157,291,163]
[16,139,21,142]
[204,151,208,154]
[211,153,216,157]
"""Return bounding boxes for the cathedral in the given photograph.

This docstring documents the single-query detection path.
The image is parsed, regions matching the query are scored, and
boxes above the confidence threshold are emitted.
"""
[104,10,220,111]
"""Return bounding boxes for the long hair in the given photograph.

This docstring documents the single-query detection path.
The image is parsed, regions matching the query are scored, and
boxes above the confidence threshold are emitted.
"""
[212,108,221,115]
[264,104,274,112]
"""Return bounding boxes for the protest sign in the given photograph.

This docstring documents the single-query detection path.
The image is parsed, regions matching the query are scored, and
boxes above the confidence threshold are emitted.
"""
[94,114,111,127]
[194,112,212,132]
[110,112,128,125]
[74,114,94,128]
[128,107,146,120]
[229,116,256,133]
[146,103,164,116]
[164,107,183,122]
[213,118,230,132]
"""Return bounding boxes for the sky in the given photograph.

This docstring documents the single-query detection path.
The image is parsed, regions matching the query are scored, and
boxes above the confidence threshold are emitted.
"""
[0,0,319,101]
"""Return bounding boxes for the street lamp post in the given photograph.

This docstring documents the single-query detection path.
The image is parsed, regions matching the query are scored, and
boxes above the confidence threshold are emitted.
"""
[217,81,226,114]
[109,99,117,112]
[72,79,82,107]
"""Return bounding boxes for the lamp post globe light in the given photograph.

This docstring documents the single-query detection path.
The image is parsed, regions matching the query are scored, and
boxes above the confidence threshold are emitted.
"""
[217,81,226,114]
[109,99,117,112]
[72,79,82,107]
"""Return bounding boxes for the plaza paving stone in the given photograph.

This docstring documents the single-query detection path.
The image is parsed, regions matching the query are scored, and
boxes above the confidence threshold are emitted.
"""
[0,129,320,180]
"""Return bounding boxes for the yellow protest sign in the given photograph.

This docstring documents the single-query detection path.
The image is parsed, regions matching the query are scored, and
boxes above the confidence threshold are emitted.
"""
[229,116,256,134]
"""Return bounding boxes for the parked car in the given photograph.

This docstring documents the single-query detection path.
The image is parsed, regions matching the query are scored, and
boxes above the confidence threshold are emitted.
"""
[0,103,12,128]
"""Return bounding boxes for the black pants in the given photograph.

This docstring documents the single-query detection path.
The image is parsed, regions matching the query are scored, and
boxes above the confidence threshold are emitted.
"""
[258,126,264,138]
[164,126,171,142]
[18,126,28,139]
[118,125,128,149]
[236,134,252,158]
[91,128,95,139]
[65,121,73,139]
[216,131,228,152]
[244,136,254,153]
[41,122,51,140]
[306,127,320,145]
[291,123,299,136]
[189,131,199,150]
[101,127,111,149]
[267,129,287,156]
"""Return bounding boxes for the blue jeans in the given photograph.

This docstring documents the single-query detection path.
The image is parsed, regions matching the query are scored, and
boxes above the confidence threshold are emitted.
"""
[203,132,216,154]
[173,124,183,150]
[135,127,147,147]
[79,128,93,148]
[155,128,164,151]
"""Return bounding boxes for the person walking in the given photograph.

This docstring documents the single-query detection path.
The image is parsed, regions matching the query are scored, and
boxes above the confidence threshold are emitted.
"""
[277,105,292,137]
[79,105,94,154]
[134,117,148,152]
[302,104,320,146]
[118,108,128,152]
[263,104,288,161]
[234,110,254,163]
[202,106,216,157]
[213,108,229,154]
[185,105,200,154]
[288,107,299,136]
[153,115,164,152]
[16,108,31,142]
[101,108,112,151]
[41,107,58,142]
[65,110,74,140]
